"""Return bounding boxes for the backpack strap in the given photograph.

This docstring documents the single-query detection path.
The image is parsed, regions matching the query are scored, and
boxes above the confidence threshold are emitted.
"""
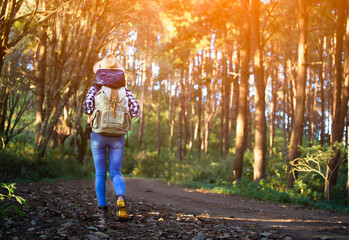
[110,88,120,102]
[117,87,127,102]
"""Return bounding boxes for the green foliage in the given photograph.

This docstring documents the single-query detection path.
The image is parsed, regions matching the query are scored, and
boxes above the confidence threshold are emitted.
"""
[290,142,347,200]
[184,177,348,212]
[0,183,28,218]
[0,132,94,182]
[123,144,234,185]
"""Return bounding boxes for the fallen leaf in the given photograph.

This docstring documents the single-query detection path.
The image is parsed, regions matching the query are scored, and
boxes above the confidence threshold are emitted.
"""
[192,231,206,240]
[86,225,99,231]
[94,231,109,239]
[261,232,272,238]
[165,227,181,234]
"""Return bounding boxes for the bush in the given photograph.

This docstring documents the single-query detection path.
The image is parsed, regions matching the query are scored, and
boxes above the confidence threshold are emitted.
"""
[0,134,93,182]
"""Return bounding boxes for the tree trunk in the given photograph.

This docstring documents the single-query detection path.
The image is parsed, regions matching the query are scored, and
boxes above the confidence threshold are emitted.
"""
[325,0,349,199]
[0,85,9,133]
[328,36,334,136]
[269,62,277,156]
[169,75,178,148]
[146,63,154,129]
[232,41,240,135]
[35,31,47,146]
[233,0,250,181]
[347,127,349,197]
[168,76,174,148]
[37,88,75,159]
[308,70,314,147]
[286,47,296,141]
[251,0,266,182]
[224,47,232,158]
[50,71,63,149]
[220,53,225,158]
[197,52,204,160]
[157,82,162,155]
[197,85,202,160]
[220,93,224,158]
[0,48,5,73]
[282,48,289,158]
[177,69,184,160]
[138,55,146,147]
[204,54,213,154]
[286,0,308,187]
[75,88,89,163]
[319,37,326,146]
[77,125,88,163]
[183,65,190,157]
[203,89,211,154]
[226,46,235,158]
[189,58,195,150]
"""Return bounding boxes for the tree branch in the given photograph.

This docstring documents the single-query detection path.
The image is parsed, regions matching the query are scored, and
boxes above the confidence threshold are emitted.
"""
[8,0,73,49]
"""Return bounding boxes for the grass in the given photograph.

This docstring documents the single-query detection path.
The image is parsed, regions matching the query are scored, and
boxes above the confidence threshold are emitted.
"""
[183,177,349,213]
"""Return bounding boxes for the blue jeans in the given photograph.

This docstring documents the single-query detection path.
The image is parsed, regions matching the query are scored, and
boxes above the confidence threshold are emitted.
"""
[91,132,125,207]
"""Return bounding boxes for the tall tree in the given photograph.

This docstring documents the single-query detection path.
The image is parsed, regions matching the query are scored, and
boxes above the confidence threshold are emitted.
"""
[319,37,326,146]
[251,0,267,181]
[345,0,349,199]
[269,61,277,156]
[325,0,349,198]
[138,55,146,147]
[232,0,250,181]
[177,68,184,160]
[157,80,162,155]
[35,29,47,145]
[223,47,232,158]
[197,52,204,160]
[286,0,308,187]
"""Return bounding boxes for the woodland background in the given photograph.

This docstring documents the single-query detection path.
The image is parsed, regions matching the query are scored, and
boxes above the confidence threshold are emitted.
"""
[0,0,348,210]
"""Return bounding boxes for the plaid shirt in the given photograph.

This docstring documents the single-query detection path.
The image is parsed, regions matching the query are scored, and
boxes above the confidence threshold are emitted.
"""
[83,86,140,118]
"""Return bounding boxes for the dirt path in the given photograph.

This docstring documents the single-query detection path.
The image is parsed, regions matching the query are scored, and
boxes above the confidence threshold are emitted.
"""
[121,178,349,240]
[1,178,348,240]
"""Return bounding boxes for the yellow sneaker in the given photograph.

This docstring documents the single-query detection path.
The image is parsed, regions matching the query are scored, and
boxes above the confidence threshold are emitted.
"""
[117,194,128,221]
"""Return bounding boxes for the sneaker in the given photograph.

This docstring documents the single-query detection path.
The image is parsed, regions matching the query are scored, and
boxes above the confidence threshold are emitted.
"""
[117,194,128,221]
[98,206,108,218]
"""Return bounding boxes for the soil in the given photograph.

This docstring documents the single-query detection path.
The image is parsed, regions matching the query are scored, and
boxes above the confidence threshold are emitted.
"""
[1,178,348,240]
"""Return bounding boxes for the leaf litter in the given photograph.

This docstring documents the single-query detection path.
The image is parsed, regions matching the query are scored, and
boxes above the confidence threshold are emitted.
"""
[0,181,293,240]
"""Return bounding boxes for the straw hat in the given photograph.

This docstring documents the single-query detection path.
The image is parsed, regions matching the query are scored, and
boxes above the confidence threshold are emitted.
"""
[93,53,123,73]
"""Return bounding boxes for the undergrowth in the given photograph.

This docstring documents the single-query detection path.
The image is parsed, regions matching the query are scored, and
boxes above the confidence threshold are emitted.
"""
[0,132,94,183]
[185,177,349,212]
[123,142,348,213]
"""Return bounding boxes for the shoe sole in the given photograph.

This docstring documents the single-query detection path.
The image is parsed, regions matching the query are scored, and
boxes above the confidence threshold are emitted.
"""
[117,199,128,221]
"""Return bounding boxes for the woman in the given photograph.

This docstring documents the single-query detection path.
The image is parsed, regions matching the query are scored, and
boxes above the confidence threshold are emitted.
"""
[83,53,140,221]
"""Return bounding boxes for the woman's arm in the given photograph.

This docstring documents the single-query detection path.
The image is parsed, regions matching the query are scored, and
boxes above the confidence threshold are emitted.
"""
[125,88,140,118]
[83,85,99,115]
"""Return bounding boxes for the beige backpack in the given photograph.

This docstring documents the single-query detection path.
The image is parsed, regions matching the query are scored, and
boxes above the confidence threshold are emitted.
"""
[91,86,131,136]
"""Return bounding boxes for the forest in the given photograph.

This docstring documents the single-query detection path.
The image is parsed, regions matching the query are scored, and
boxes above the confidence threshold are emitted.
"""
[0,0,348,211]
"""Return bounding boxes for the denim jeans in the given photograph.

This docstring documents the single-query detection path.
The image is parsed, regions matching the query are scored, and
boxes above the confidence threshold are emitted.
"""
[91,132,125,207]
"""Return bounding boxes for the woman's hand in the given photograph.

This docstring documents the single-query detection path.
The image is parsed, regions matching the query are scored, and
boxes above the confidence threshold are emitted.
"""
[87,115,92,125]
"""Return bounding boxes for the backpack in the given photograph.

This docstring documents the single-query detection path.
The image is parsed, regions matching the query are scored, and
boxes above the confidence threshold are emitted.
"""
[91,86,131,136]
